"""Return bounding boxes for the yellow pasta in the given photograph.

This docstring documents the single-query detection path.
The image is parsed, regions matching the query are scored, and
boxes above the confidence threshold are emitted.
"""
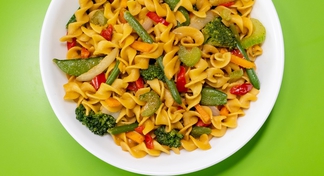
[55,0,264,158]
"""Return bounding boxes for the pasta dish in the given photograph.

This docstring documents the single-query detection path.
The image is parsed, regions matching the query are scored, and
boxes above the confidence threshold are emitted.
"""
[54,0,265,158]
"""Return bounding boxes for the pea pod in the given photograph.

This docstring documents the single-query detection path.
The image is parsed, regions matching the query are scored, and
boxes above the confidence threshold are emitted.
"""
[107,123,138,135]
[190,126,212,138]
[124,11,154,43]
[200,87,227,106]
[139,91,162,117]
[106,60,120,85]
[53,57,104,76]
[157,56,182,104]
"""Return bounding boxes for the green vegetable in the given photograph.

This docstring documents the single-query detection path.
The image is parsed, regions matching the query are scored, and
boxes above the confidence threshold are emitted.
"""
[66,13,76,29]
[200,87,227,106]
[228,69,244,83]
[241,18,266,49]
[53,57,104,76]
[178,45,201,67]
[140,64,165,82]
[202,17,261,89]
[190,126,211,138]
[157,56,182,104]
[202,17,237,49]
[139,91,162,117]
[90,10,107,26]
[164,0,190,26]
[106,60,120,85]
[124,11,154,43]
[154,126,184,148]
[107,123,139,135]
[75,104,116,136]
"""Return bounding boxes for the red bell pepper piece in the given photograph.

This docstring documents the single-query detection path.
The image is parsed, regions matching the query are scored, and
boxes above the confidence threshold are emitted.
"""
[176,66,188,93]
[67,38,77,50]
[144,134,154,149]
[91,73,106,90]
[230,83,253,95]
[135,125,145,134]
[101,24,114,41]
[219,1,235,7]
[127,77,145,92]
[196,119,210,127]
[231,49,244,58]
[146,11,169,26]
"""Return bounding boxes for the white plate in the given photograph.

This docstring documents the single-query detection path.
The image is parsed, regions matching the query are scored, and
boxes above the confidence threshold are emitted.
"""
[39,0,284,175]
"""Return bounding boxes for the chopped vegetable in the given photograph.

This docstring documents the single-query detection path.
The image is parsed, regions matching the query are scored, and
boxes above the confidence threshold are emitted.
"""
[154,126,183,148]
[139,91,162,117]
[228,69,244,83]
[75,104,116,136]
[196,119,211,127]
[157,56,182,104]
[146,11,169,26]
[200,87,227,106]
[81,47,90,59]
[219,1,235,7]
[178,45,201,67]
[67,38,77,50]
[230,83,253,95]
[91,72,106,90]
[124,11,154,43]
[126,131,145,144]
[101,24,114,41]
[190,126,211,138]
[195,104,211,124]
[219,106,229,116]
[140,64,165,82]
[202,17,237,49]
[230,54,255,68]
[135,125,145,134]
[106,60,120,85]
[53,57,104,76]
[130,41,155,52]
[127,77,145,92]
[108,123,139,135]
[90,10,107,26]
[144,134,154,149]
[105,97,122,108]
[176,66,188,93]
[241,18,266,49]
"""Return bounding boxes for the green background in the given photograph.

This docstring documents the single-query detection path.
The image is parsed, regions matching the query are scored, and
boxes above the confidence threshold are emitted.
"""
[1,0,323,175]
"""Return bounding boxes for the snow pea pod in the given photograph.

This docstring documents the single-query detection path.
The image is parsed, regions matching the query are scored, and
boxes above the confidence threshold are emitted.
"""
[200,87,227,106]
[53,57,104,76]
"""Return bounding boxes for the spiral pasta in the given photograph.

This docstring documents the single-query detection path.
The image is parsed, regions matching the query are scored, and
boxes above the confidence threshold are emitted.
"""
[57,0,264,158]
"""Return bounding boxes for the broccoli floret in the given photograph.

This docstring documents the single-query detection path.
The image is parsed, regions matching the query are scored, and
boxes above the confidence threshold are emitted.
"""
[154,126,183,148]
[202,17,237,49]
[140,64,165,82]
[75,104,116,136]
